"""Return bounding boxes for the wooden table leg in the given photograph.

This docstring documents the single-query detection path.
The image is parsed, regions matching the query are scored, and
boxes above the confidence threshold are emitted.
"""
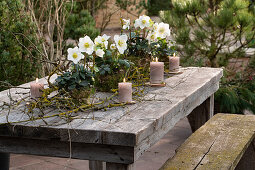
[0,152,10,170]
[106,162,134,170]
[89,160,106,170]
[187,94,214,132]
[235,139,255,170]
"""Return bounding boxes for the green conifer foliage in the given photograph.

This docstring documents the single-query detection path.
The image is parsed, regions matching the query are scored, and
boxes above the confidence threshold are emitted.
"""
[0,0,41,91]
[163,0,255,67]
[64,2,100,41]
[163,0,255,114]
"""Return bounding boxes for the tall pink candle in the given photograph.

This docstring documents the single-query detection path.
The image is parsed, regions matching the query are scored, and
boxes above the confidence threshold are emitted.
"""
[150,58,164,84]
[30,78,44,98]
[169,53,180,72]
[118,78,132,103]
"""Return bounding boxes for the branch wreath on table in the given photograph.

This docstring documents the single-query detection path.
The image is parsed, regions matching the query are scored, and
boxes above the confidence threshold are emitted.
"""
[0,15,180,126]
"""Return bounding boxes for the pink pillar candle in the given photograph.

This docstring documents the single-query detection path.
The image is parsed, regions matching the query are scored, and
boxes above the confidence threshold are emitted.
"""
[169,55,180,72]
[118,79,132,103]
[30,78,44,98]
[150,60,164,84]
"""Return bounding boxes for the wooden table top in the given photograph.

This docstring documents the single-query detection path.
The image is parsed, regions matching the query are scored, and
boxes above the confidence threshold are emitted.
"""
[0,67,223,152]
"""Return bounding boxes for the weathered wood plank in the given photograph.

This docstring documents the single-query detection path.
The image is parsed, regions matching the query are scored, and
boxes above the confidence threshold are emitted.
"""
[0,152,9,170]
[134,84,219,160]
[187,94,214,132]
[160,113,255,170]
[235,139,255,170]
[89,161,106,170]
[0,137,134,164]
[106,162,134,170]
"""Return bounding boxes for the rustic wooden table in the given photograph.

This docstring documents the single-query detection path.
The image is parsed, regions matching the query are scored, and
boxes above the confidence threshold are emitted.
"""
[0,67,223,170]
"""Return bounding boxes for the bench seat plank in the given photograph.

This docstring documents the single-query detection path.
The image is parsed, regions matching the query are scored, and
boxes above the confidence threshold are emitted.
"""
[160,113,255,170]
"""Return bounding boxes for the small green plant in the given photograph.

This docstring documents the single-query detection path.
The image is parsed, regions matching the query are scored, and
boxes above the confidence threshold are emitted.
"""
[55,64,94,92]
[95,54,133,91]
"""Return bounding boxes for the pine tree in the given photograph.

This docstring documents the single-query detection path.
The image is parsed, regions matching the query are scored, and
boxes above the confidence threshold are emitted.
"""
[163,0,255,114]
[163,0,255,67]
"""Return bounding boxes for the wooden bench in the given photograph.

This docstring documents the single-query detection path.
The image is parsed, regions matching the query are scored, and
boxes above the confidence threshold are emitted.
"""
[160,113,255,170]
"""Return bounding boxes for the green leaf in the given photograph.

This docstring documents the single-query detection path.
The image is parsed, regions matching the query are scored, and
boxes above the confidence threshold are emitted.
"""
[94,66,99,72]
[80,72,85,79]
[68,84,76,90]
[80,80,88,87]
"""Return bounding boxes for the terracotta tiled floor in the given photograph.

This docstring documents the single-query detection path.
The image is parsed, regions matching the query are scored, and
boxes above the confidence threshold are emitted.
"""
[10,118,192,170]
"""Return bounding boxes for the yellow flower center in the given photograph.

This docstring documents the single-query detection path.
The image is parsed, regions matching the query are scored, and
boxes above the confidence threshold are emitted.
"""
[118,40,124,47]
[73,53,78,59]
[142,20,146,25]
[84,43,90,48]
[159,27,165,34]
[102,38,105,42]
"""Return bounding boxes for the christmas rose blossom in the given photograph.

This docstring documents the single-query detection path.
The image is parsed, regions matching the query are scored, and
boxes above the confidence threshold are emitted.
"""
[78,36,94,55]
[114,34,128,54]
[67,47,84,64]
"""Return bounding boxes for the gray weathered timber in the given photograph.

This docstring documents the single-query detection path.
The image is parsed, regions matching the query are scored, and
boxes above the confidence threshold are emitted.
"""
[106,162,134,170]
[89,161,106,170]
[160,113,255,170]
[0,136,134,164]
[187,94,214,132]
[0,152,9,170]
[0,67,223,168]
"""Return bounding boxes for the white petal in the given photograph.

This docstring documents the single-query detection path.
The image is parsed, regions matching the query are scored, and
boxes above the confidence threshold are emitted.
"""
[114,35,119,44]
[120,34,128,42]
[134,19,140,28]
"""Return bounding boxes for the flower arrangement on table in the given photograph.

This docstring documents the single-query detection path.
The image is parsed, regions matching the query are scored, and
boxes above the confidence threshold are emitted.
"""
[3,15,178,125]
[44,15,177,109]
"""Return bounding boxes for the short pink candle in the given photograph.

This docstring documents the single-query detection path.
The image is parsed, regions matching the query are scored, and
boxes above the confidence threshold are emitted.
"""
[30,78,44,98]
[150,58,164,84]
[169,53,180,72]
[118,78,132,103]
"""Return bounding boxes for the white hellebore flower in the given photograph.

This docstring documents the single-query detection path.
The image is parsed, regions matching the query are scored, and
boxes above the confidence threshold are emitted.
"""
[156,22,171,39]
[94,36,103,46]
[67,47,84,64]
[122,19,130,30]
[153,23,159,32]
[110,44,116,50]
[114,34,128,54]
[96,49,105,58]
[101,34,110,49]
[147,31,158,42]
[134,15,151,29]
[78,36,94,55]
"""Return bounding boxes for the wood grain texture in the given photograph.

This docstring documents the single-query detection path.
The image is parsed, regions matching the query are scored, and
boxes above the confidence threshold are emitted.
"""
[160,113,255,170]
[106,162,134,170]
[89,161,106,170]
[187,94,214,132]
[0,152,9,170]
[0,136,134,164]
[0,67,223,163]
